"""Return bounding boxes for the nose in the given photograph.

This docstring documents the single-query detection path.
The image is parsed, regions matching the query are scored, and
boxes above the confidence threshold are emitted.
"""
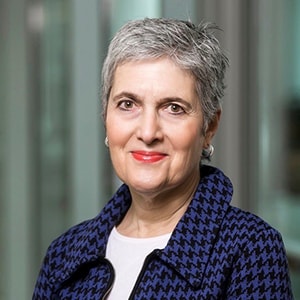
[136,110,163,145]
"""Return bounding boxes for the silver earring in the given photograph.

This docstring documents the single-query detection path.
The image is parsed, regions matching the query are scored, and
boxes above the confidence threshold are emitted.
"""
[104,136,109,147]
[202,144,214,160]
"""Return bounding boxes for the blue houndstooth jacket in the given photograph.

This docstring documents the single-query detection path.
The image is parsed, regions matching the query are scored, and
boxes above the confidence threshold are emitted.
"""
[33,165,293,299]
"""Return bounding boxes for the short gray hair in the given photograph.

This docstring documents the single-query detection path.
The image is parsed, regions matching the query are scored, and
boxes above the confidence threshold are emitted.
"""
[101,18,229,132]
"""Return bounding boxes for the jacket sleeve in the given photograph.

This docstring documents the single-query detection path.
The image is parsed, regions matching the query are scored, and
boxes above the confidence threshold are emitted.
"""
[226,228,294,299]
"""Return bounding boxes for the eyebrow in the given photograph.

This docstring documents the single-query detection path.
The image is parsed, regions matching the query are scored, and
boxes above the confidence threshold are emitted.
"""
[111,92,141,102]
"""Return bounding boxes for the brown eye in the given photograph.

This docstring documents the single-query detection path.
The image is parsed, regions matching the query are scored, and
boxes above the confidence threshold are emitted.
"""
[118,100,135,110]
[168,103,185,115]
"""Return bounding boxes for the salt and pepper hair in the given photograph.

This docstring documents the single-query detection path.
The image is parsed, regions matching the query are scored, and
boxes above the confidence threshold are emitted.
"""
[101,18,229,133]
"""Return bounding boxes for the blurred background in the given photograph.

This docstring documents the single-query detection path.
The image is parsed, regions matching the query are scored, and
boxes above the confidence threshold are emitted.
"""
[1,0,300,298]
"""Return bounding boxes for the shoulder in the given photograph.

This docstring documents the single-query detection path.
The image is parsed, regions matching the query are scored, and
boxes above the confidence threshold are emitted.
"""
[45,184,132,262]
[48,218,96,255]
[225,206,281,236]
[43,216,102,276]
[32,216,101,294]
[40,184,132,282]
[223,206,283,243]
[220,205,287,261]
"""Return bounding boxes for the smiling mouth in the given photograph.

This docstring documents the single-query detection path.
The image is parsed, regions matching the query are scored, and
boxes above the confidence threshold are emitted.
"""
[131,151,167,163]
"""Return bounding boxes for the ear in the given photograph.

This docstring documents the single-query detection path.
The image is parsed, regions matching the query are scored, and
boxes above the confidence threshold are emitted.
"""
[204,110,221,146]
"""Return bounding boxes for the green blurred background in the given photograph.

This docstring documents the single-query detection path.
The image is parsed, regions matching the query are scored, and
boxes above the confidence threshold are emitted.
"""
[1,0,300,298]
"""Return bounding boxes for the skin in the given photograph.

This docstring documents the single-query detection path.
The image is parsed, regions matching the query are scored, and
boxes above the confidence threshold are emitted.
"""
[105,58,220,237]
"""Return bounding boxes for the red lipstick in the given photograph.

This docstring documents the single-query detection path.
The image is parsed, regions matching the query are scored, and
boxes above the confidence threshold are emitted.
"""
[131,151,167,163]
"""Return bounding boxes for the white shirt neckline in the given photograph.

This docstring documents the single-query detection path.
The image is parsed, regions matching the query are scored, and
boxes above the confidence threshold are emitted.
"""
[105,226,171,299]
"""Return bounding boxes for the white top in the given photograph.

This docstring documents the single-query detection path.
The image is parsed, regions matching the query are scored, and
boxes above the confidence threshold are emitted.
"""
[105,227,171,299]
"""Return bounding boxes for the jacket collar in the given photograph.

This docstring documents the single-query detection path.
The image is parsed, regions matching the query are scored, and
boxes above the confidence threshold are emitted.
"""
[51,165,233,289]
[49,184,132,287]
[158,165,233,288]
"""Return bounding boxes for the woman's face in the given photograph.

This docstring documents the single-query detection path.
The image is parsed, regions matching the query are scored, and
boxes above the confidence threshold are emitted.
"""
[106,58,217,197]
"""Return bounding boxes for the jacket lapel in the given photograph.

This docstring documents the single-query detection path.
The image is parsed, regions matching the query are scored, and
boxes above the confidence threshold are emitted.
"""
[158,165,233,288]
[50,184,132,287]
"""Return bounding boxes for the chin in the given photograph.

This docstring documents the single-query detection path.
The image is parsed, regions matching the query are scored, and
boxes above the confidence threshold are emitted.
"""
[128,180,166,197]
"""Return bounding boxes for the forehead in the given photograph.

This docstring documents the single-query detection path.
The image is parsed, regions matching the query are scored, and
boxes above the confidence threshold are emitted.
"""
[111,58,197,98]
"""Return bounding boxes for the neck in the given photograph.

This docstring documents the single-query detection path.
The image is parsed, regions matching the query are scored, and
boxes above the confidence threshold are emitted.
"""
[117,173,200,238]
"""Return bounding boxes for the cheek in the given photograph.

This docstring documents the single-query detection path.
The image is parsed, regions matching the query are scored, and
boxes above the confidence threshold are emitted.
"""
[106,113,121,143]
[170,134,203,172]
[172,124,204,152]
[106,116,132,156]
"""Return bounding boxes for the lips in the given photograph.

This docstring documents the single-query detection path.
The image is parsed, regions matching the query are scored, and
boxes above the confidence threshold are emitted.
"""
[131,151,167,163]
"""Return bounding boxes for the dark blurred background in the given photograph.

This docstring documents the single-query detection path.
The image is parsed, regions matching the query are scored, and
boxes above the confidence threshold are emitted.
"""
[1,0,300,298]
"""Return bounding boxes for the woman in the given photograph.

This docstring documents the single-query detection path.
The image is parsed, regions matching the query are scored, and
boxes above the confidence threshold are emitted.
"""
[33,18,293,299]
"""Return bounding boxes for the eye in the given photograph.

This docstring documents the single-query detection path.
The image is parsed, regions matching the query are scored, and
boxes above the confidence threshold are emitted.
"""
[166,103,185,115]
[118,99,135,111]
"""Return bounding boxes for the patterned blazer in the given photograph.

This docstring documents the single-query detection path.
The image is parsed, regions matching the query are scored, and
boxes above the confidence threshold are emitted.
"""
[33,165,293,299]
